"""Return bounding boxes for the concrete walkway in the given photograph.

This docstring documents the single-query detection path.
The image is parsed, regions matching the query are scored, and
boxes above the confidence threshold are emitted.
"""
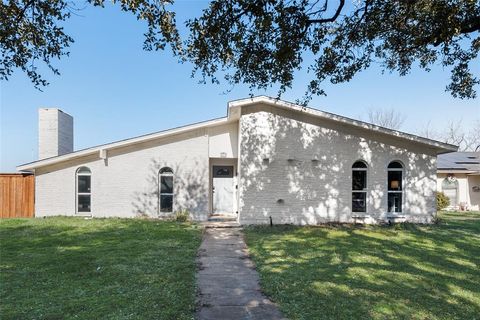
[196,227,285,320]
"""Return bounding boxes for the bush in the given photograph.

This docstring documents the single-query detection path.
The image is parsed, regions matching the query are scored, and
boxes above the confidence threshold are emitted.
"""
[175,210,190,222]
[437,192,450,210]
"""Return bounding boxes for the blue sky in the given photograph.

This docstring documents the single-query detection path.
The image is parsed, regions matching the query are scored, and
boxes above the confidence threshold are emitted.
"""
[1,1,479,172]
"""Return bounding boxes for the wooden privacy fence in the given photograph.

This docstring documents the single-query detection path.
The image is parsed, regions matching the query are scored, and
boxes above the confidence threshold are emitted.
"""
[0,173,35,218]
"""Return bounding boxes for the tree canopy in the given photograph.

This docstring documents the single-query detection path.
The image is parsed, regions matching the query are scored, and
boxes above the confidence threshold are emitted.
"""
[1,0,479,101]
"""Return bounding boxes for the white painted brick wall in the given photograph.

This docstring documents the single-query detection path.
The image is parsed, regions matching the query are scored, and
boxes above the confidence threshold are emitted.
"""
[39,109,73,159]
[238,104,437,225]
[208,122,239,158]
[34,105,438,224]
[35,129,209,220]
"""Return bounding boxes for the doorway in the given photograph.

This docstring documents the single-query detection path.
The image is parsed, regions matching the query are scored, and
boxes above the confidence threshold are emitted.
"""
[212,165,234,214]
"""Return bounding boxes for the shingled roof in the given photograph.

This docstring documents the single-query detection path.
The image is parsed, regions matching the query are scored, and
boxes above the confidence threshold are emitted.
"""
[437,152,480,172]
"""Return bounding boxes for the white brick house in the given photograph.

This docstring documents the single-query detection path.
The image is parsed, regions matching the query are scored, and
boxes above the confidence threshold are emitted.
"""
[18,96,457,224]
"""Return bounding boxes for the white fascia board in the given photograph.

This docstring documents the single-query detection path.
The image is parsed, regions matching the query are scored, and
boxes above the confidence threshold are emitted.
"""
[437,169,478,174]
[17,117,229,171]
[228,96,458,153]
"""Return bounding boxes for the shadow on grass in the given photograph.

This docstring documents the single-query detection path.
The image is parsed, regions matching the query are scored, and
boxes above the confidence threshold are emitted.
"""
[0,217,202,320]
[244,212,480,320]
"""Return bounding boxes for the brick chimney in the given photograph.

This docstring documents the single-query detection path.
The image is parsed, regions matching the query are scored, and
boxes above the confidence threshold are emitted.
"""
[38,108,73,160]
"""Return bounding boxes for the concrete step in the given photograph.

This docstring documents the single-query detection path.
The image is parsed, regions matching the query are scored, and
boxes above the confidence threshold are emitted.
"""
[201,221,241,228]
[208,214,237,222]
[208,218,237,222]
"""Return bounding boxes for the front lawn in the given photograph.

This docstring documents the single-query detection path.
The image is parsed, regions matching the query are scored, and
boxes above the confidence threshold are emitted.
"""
[245,212,480,320]
[0,218,202,320]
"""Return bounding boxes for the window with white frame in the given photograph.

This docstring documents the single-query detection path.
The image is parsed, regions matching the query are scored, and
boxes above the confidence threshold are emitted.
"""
[352,161,368,212]
[76,167,91,213]
[442,175,458,207]
[387,161,403,213]
[159,167,174,213]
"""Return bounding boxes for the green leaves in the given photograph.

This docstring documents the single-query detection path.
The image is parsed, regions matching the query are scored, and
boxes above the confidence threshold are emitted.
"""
[1,0,479,100]
[0,0,74,88]
[184,0,480,102]
[0,0,181,89]
[185,0,312,96]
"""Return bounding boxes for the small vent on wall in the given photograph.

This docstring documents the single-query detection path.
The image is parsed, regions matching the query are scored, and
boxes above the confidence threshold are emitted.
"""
[287,158,303,166]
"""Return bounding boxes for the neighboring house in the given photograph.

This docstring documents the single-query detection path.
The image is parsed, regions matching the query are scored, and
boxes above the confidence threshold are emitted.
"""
[17,96,457,224]
[437,152,480,211]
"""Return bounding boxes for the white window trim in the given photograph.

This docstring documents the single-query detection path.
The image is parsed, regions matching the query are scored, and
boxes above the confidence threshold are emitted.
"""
[76,168,92,214]
[387,163,404,214]
[159,169,174,213]
[352,162,368,213]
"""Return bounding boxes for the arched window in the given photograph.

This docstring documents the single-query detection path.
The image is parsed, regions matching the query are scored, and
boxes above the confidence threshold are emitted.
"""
[352,161,368,212]
[442,175,458,207]
[159,167,174,213]
[76,167,91,213]
[387,161,403,213]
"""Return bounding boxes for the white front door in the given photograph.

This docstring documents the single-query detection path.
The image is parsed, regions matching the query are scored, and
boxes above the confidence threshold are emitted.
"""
[212,165,234,214]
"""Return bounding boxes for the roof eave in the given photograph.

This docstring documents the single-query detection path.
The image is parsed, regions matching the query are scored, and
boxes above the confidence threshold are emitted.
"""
[229,96,458,154]
[18,96,459,171]
[17,117,230,171]
[437,169,478,173]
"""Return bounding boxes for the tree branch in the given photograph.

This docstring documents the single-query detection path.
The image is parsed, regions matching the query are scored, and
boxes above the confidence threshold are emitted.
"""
[307,0,344,24]
[15,0,35,25]
[459,18,480,34]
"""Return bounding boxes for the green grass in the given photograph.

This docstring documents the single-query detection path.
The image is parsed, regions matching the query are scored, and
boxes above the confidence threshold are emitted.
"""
[244,212,480,320]
[0,217,202,320]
